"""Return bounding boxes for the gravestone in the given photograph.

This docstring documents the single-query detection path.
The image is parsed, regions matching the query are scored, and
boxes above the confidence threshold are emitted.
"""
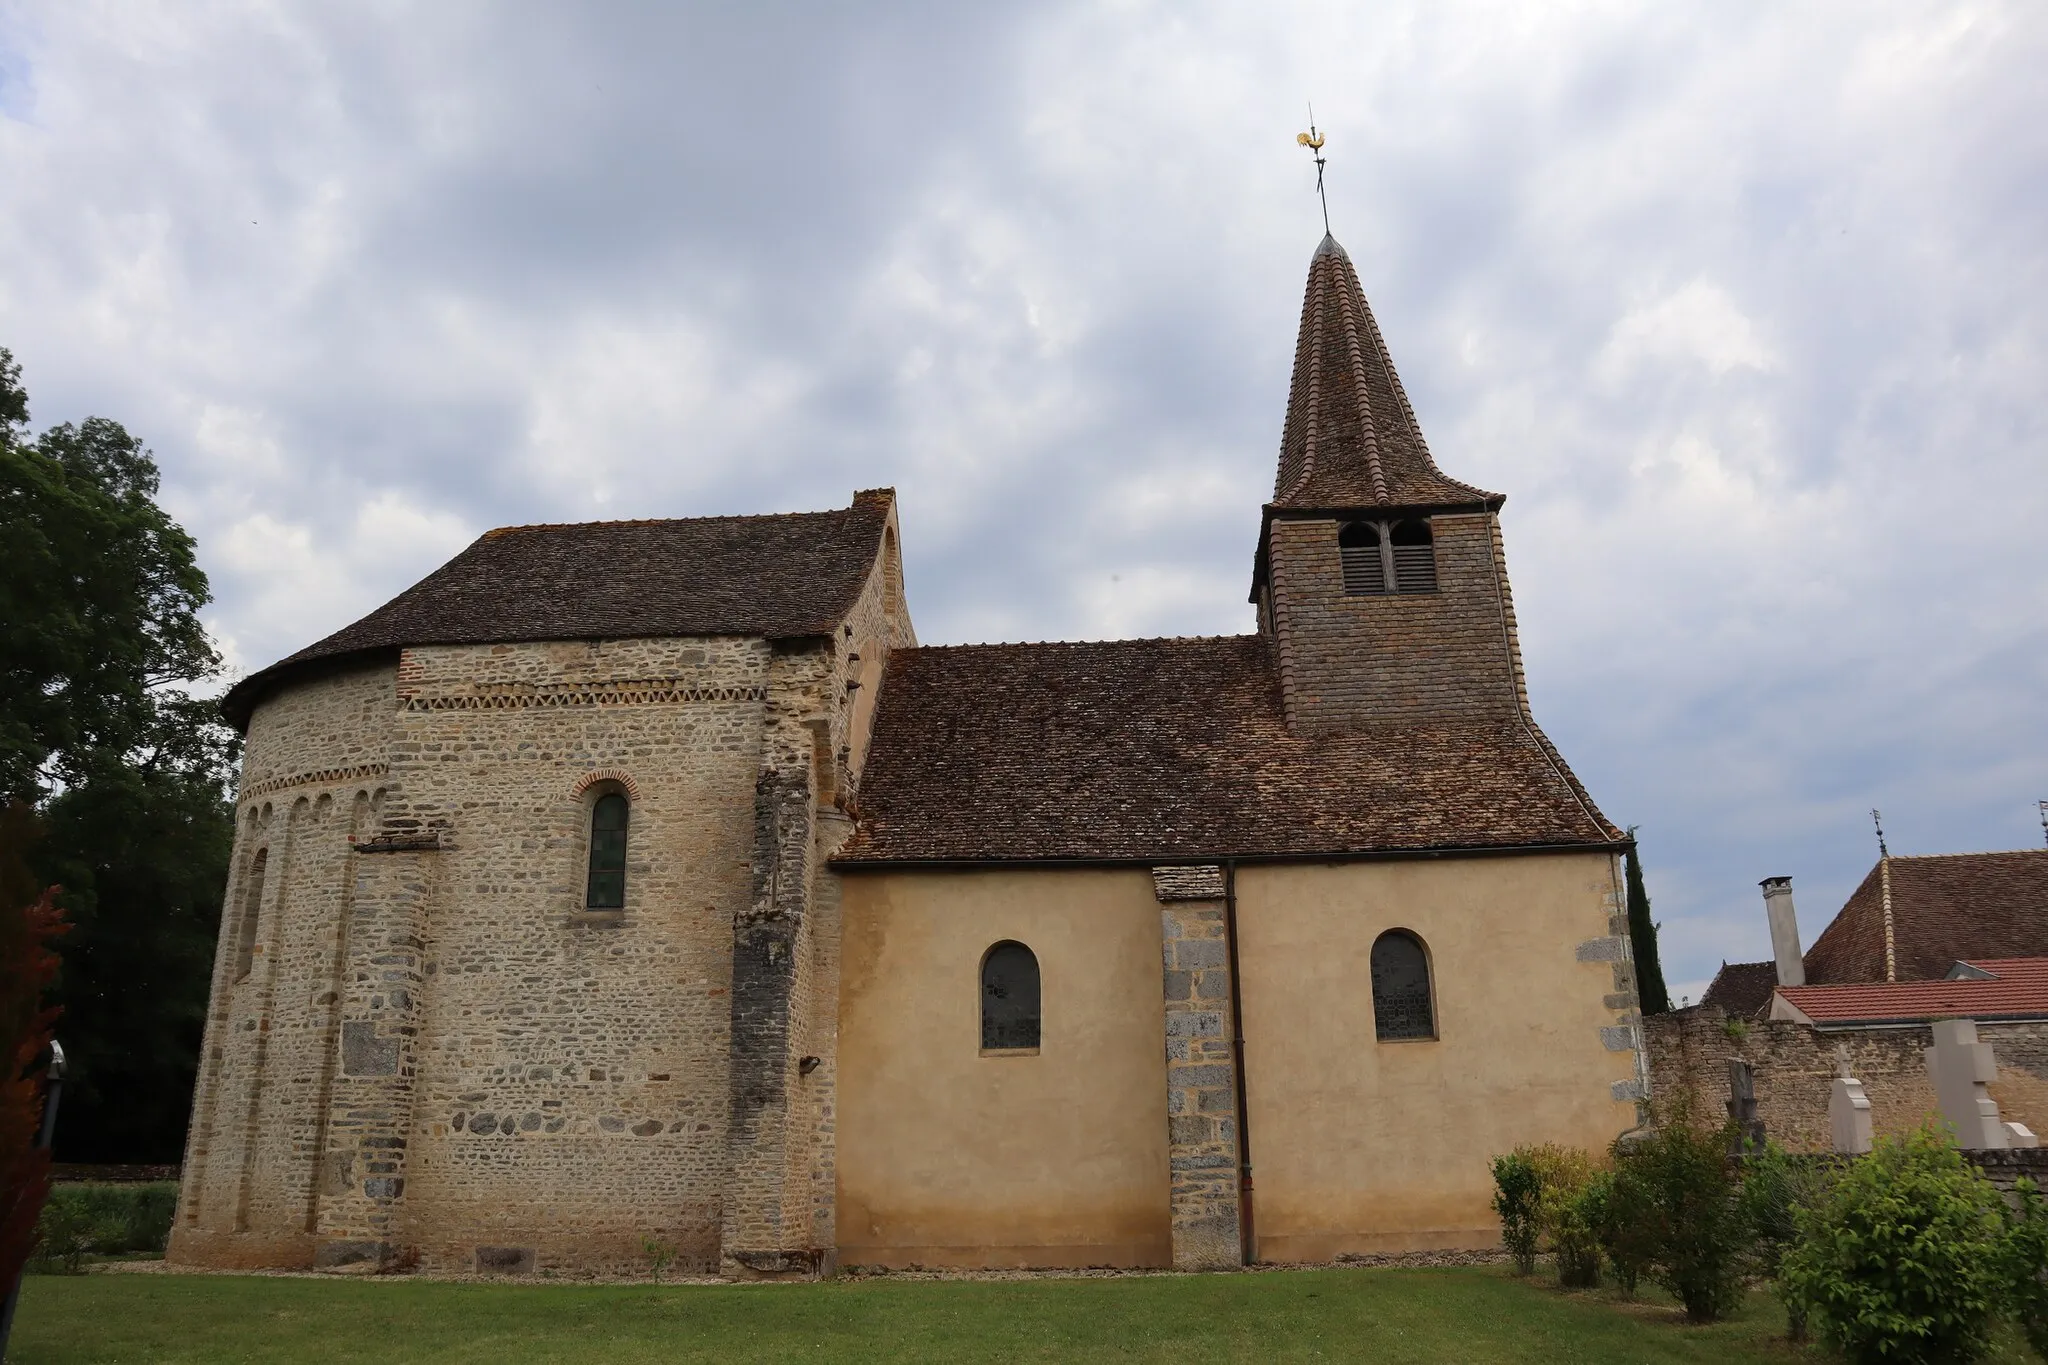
[1828,1052,1873,1155]
[1924,1018,2010,1150]
[1726,1057,1765,1152]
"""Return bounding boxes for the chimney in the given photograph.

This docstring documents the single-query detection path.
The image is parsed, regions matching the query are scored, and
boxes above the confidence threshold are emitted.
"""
[1761,877,1805,987]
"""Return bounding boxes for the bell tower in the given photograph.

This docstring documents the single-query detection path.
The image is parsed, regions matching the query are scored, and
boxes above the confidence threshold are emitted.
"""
[1251,235,1532,738]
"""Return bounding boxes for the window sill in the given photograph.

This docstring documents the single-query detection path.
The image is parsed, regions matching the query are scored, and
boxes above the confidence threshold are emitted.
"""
[569,909,626,928]
[1376,1034,1439,1045]
[979,1047,1040,1058]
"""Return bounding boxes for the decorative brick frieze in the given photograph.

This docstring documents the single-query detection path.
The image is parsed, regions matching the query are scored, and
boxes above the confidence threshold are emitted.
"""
[400,680,767,711]
[241,762,391,801]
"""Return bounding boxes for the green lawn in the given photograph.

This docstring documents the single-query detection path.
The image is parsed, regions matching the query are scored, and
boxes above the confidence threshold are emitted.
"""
[14,1264,2043,1364]
[3,1265,1874,1365]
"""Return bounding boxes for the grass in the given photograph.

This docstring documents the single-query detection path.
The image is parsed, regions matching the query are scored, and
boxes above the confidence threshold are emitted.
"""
[5,1264,1952,1365]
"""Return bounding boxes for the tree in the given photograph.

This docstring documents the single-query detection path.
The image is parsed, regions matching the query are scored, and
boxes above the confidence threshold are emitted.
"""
[0,350,220,802]
[35,749,233,1162]
[1624,830,1672,1015]
[0,802,68,1311]
[0,349,236,1162]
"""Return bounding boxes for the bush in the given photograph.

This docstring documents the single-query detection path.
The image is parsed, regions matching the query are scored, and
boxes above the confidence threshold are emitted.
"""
[1524,1144,1603,1288]
[1490,1151,1542,1275]
[2006,1177,2048,1359]
[1738,1144,1835,1342]
[1551,1172,1607,1289]
[1613,1107,1749,1321]
[1594,1159,1658,1297]
[26,1181,175,1272]
[1780,1126,2008,1364]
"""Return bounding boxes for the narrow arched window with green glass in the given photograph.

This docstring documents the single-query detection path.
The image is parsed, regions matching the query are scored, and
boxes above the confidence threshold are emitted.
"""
[586,793,629,909]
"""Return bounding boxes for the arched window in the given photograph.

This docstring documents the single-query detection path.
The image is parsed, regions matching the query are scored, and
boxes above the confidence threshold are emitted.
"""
[1370,930,1435,1041]
[1390,520,1437,593]
[980,941,1041,1051]
[585,793,629,910]
[1338,521,1387,595]
[232,848,268,982]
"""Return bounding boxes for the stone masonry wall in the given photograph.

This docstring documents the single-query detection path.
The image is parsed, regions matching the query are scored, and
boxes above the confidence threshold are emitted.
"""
[172,662,397,1270]
[172,503,917,1278]
[1267,511,1525,736]
[1645,1007,2048,1150]
[1153,869,1243,1271]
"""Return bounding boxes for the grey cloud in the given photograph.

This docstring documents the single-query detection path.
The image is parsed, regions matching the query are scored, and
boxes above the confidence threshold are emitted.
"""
[1,1,2043,998]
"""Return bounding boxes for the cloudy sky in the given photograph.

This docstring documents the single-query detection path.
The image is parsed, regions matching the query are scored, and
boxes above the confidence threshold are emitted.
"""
[3,1,2043,1000]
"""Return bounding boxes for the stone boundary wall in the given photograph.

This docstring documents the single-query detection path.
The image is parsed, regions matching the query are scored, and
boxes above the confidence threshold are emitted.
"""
[1644,1006,2048,1151]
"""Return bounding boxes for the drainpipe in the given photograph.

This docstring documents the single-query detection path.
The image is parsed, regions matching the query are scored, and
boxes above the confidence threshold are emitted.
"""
[1221,860,1256,1264]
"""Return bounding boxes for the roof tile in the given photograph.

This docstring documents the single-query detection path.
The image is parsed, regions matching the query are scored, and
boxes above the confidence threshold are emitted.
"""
[840,634,1620,863]
[222,491,894,727]
[1273,236,1498,511]
[1777,957,2048,1024]
[1804,851,2048,984]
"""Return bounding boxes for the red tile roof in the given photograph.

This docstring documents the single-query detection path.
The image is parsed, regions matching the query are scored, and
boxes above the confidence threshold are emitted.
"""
[839,634,1621,863]
[221,491,895,728]
[1803,851,2048,984]
[1272,235,1498,512]
[1775,958,2048,1025]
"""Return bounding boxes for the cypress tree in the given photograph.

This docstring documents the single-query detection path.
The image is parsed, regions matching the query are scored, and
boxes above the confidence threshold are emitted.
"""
[1624,829,1672,1015]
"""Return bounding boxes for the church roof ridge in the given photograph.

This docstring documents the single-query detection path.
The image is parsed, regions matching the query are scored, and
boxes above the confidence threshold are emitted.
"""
[900,633,1259,653]
[1273,234,1498,512]
[478,488,898,539]
[1885,849,2048,862]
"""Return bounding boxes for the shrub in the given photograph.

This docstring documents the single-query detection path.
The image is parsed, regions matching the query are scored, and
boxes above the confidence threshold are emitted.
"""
[1551,1172,1606,1289]
[1594,1159,1658,1297]
[1490,1151,1541,1275]
[1780,1126,2008,1364]
[1524,1144,1602,1288]
[2001,1176,2048,1360]
[1613,1107,1749,1321]
[1738,1144,1835,1342]
[25,1181,175,1271]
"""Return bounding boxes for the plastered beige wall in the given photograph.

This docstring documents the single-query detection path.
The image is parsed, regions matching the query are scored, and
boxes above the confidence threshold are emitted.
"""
[1234,853,1638,1261]
[835,868,1172,1269]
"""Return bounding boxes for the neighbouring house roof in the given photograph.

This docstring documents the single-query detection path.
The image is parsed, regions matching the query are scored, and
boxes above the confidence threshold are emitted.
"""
[838,634,1621,864]
[1803,850,2048,984]
[1772,957,2048,1026]
[1699,960,1779,1019]
[221,490,896,729]
[1270,235,1499,513]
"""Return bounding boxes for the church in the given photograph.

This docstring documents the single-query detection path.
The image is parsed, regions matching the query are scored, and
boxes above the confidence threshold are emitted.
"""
[169,233,1643,1277]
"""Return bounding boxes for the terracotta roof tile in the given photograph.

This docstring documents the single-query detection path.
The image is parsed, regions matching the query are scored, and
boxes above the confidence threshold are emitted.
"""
[840,635,1620,863]
[1776,957,2048,1024]
[1272,236,1498,512]
[1804,851,2048,984]
[222,490,894,728]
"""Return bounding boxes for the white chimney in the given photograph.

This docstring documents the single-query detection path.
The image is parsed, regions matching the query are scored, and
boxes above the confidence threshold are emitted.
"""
[1761,876,1805,987]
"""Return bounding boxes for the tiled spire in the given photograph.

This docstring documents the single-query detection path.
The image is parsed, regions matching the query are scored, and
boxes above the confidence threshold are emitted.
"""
[1273,235,1497,510]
